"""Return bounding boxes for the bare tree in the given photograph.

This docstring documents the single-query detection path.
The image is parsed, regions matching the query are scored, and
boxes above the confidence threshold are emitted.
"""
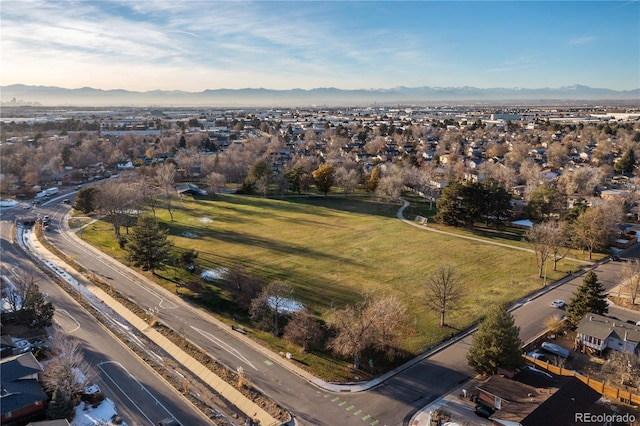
[375,173,404,202]
[546,220,571,271]
[156,162,177,221]
[95,180,137,238]
[526,223,554,278]
[250,280,294,337]
[573,200,624,260]
[621,259,640,305]
[334,166,360,195]
[325,298,374,370]
[205,171,226,195]
[544,314,564,335]
[557,167,602,195]
[283,308,324,353]
[221,264,262,310]
[602,351,640,387]
[369,295,410,359]
[325,292,409,369]
[2,272,31,313]
[424,264,465,327]
[43,331,97,402]
[519,160,542,201]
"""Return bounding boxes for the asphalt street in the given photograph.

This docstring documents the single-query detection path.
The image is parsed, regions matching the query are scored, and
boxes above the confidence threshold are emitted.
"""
[1,197,211,426]
[4,191,640,426]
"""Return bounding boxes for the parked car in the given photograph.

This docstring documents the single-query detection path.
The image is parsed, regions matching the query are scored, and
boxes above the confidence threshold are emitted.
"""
[475,405,495,418]
[550,299,566,308]
[526,350,546,361]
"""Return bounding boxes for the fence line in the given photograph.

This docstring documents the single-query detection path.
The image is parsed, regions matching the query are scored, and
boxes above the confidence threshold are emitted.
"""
[523,355,640,406]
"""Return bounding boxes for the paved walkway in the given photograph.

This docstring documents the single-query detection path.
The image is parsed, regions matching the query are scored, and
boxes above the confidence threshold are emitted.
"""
[27,229,280,426]
[31,198,618,426]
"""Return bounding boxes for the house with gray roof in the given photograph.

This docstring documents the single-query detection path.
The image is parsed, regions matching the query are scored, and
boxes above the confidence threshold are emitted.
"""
[1,352,48,425]
[575,313,640,355]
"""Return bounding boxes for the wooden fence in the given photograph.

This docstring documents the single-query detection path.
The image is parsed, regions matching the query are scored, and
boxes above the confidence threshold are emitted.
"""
[523,355,640,406]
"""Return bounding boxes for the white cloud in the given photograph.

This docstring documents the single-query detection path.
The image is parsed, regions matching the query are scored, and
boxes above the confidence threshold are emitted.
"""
[568,36,597,45]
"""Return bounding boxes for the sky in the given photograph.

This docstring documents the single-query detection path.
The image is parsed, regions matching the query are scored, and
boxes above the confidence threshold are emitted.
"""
[1,1,639,92]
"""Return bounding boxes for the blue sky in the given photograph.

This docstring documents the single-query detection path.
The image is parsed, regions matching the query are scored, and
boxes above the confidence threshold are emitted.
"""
[1,1,638,91]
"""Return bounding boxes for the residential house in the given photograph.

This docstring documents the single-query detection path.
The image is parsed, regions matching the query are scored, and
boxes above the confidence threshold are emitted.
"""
[575,313,640,355]
[1,352,48,425]
[476,367,606,426]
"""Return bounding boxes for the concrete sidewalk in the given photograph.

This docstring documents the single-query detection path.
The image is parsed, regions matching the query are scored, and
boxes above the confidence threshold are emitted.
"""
[27,228,281,426]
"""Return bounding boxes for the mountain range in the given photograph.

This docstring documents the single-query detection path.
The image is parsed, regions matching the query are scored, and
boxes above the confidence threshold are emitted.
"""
[1,84,639,107]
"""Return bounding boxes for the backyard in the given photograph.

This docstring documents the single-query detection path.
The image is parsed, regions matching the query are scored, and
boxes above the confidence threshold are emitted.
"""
[78,194,594,380]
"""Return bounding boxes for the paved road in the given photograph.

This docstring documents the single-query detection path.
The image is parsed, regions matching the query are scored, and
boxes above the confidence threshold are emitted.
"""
[1,198,211,426]
[22,192,640,425]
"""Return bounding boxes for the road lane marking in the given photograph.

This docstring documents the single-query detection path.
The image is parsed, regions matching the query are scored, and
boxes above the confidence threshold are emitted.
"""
[354,409,362,415]
[370,421,379,425]
[338,401,347,406]
[191,326,258,371]
[362,414,371,420]
[54,309,80,333]
[346,405,354,411]
[98,361,171,424]
[263,359,273,366]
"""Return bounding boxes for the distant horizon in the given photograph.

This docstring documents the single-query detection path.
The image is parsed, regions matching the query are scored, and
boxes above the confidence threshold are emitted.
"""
[1,1,639,92]
[2,83,638,108]
[3,82,640,93]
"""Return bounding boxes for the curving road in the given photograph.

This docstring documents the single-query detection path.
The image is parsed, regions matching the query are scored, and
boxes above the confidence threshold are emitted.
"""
[1,197,211,426]
[16,192,640,425]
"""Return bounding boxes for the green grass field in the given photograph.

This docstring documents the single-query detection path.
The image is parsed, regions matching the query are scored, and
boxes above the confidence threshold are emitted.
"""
[79,194,593,380]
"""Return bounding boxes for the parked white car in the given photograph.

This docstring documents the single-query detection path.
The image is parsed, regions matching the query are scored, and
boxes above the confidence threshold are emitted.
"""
[550,299,566,308]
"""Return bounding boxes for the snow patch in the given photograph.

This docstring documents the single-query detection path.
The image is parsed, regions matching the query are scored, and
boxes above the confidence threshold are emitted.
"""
[267,297,303,313]
[199,217,213,223]
[71,398,124,426]
[0,199,19,207]
[201,268,228,281]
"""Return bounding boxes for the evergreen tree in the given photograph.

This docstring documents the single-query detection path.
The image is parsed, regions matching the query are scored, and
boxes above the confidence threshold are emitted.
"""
[435,181,478,226]
[73,187,97,214]
[467,304,523,376]
[566,271,609,325]
[478,178,512,225]
[47,389,75,420]
[614,146,636,174]
[125,215,174,273]
[22,282,55,328]
[285,165,306,194]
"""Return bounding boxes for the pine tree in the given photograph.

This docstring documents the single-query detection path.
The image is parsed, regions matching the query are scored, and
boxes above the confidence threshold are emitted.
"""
[125,215,174,273]
[47,389,75,420]
[614,147,636,174]
[467,304,523,376]
[566,271,608,325]
[73,187,97,214]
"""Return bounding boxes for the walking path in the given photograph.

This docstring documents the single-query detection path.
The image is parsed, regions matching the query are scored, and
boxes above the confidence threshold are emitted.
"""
[30,198,611,426]
[396,199,592,264]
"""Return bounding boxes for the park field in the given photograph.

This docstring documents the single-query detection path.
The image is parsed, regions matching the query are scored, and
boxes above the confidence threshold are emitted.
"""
[80,194,590,379]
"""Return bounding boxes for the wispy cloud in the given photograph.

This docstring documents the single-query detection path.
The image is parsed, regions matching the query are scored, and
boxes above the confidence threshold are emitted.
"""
[568,36,597,45]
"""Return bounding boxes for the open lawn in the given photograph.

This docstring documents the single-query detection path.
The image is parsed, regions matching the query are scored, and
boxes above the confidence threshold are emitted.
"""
[79,194,589,380]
